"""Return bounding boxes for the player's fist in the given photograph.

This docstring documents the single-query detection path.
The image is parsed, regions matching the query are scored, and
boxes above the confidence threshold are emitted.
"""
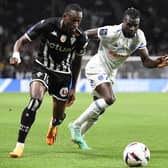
[157,54,168,68]
[10,52,21,65]
[65,89,75,107]
[65,95,75,107]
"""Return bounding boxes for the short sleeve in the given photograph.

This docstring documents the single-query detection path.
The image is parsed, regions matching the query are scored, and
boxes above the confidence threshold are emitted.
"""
[97,26,116,40]
[25,18,55,41]
[137,30,147,49]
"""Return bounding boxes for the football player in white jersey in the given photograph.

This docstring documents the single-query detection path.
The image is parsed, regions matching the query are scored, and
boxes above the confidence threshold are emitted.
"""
[69,7,168,149]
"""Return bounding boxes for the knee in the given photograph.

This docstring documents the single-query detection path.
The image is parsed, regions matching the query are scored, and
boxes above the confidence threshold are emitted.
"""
[104,96,116,105]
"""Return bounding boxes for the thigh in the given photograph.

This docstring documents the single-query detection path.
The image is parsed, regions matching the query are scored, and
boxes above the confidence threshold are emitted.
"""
[31,62,49,89]
[95,82,114,99]
[30,63,48,99]
[30,81,46,100]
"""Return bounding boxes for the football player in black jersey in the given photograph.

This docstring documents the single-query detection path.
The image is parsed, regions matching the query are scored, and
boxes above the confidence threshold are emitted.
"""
[9,3,88,158]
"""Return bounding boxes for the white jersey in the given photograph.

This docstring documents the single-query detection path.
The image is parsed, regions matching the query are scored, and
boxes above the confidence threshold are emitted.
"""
[85,24,147,91]
[94,24,146,74]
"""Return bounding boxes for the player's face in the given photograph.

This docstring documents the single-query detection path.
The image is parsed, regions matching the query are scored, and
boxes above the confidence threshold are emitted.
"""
[122,15,140,38]
[63,10,82,33]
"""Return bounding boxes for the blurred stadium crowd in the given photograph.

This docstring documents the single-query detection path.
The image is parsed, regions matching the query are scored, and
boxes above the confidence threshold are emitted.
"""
[1,0,168,78]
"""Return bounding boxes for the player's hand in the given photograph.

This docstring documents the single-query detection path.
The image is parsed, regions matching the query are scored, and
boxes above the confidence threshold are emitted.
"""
[65,89,75,107]
[157,54,168,68]
[9,52,21,65]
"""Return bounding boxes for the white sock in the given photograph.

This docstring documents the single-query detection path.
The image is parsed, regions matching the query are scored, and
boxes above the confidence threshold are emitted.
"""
[73,98,108,127]
[16,142,24,148]
[81,120,96,135]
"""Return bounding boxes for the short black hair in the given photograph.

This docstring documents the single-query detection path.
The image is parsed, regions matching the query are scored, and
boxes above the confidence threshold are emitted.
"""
[64,3,82,13]
[124,7,140,19]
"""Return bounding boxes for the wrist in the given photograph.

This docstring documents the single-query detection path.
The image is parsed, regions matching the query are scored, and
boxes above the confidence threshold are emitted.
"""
[12,52,21,63]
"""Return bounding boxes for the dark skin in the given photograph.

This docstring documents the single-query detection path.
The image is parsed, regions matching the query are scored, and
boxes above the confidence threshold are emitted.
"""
[85,14,168,104]
[10,9,83,120]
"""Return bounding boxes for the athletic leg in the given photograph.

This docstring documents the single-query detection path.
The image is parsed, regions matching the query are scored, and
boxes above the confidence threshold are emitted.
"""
[69,82,115,149]
[46,72,71,145]
[46,97,66,145]
[9,81,46,158]
[80,82,116,135]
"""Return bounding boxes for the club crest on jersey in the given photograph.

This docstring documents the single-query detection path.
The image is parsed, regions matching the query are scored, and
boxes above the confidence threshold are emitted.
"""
[60,87,69,97]
[60,35,67,43]
[70,37,76,45]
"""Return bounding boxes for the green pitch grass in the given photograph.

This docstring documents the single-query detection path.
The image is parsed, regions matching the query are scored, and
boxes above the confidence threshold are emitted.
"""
[0,92,168,168]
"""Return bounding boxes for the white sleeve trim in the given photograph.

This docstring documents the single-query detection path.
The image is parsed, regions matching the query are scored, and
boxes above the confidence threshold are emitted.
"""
[25,33,32,42]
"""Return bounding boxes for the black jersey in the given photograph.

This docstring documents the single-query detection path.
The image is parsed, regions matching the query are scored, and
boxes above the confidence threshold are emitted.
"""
[25,17,88,74]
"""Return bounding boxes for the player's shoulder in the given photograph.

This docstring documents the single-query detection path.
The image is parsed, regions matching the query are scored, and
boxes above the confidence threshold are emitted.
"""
[99,24,122,34]
[135,28,146,46]
[136,28,145,37]
[97,24,122,38]
[41,17,60,26]
[106,24,121,30]
[136,28,146,42]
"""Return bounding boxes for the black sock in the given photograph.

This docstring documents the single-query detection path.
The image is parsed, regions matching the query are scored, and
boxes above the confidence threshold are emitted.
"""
[52,113,66,126]
[18,107,36,143]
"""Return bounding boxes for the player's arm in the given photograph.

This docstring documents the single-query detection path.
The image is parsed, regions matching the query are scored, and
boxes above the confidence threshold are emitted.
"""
[71,55,82,89]
[138,47,168,68]
[66,34,88,107]
[10,19,50,65]
[65,55,82,107]
[85,28,98,39]
[10,35,30,65]
[71,34,88,91]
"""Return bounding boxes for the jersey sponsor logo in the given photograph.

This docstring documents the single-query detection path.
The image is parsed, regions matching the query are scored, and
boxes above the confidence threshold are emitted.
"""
[59,87,69,97]
[60,35,67,43]
[47,40,73,52]
[99,28,108,36]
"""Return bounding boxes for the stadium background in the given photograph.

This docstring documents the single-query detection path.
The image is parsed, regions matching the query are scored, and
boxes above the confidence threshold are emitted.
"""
[1,0,168,92]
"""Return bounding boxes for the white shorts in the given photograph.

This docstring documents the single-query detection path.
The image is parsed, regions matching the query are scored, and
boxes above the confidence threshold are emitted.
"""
[85,54,117,97]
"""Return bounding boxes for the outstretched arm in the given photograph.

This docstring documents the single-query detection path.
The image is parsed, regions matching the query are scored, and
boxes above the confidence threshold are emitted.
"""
[10,35,30,65]
[138,47,168,68]
[85,28,98,39]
